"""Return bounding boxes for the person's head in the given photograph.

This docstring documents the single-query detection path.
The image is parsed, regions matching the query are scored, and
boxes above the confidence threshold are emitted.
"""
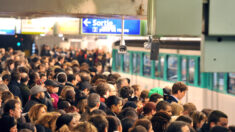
[56,72,67,83]
[96,83,110,98]
[156,101,172,116]
[151,112,171,132]
[58,56,65,63]
[133,119,153,132]
[6,59,15,71]
[118,107,138,120]
[106,116,122,132]
[56,114,73,131]
[89,115,109,132]
[79,81,92,96]
[140,90,149,104]
[72,121,97,132]
[60,86,75,99]
[210,126,230,132]
[30,85,46,101]
[20,72,29,84]
[208,110,228,128]
[36,112,61,131]
[121,117,135,132]
[116,78,129,90]
[201,108,213,119]
[166,121,190,132]
[80,71,91,82]
[131,84,142,98]
[106,95,122,114]
[120,86,133,99]
[95,62,103,74]
[176,115,193,127]
[20,123,36,132]
[1,116,17,132]
[149,93,163,104]
[183,103,197,116]
[172,82,188,100]
[143,102,156,116]
[67,113,81,129]
[4,99,22,119]
[171,102,184,116]
[88,93,100,110]
[11,71,21,82]
[44,80,59,94]
[28,104,47,123]
[67,74,77,85]
[2,74,11,85]
[129,125,147,132]
[1,90,14,103]
[191,111,207,130]
[65,90,76,104]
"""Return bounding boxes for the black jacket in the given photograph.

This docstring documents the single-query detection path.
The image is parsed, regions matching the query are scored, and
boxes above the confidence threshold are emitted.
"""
[23,96,45,113]
[8,81,22,101]
[166,95,178,104]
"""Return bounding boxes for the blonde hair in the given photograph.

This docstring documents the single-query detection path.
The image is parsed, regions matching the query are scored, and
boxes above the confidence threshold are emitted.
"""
[28,104,47,123]
[57,125,71,132]
[36,112,61,131]
[72,121,97,132]
[171,102,184,116]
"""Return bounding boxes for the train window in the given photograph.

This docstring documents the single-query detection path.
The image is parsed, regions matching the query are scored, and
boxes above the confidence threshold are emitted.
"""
[143,54,151,77]
[159,56,164,78]
[189,58,195,84]
[133,53,140,74]
[213,73,225,91]
[167,56,178,81]
[115,52,121,71]
[123,52,130,73]
[181,58,187,82]
[228,73,235,94]
[155,59,159,77]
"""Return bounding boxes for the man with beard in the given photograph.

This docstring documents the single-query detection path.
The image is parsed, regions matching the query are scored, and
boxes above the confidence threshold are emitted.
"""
[23,85,47,113]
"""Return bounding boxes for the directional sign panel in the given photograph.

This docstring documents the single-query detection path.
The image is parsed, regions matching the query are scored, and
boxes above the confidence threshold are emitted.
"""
[82,18,140,35]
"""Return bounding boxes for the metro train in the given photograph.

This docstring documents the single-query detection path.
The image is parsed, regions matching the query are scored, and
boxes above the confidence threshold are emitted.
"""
[111,38,235,124]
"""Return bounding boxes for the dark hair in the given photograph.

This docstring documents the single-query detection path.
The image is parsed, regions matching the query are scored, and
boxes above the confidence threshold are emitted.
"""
[143,102,156,115]
[118,107,138,120]
[106,116,120,132]
[2,74,11,82]
[3,99,20,115]
[176,115,193,124]
[211,126,230,132]
[80,72,91,82]
[67,74,75,82]
[56,114,73,130]
[172,82,188,94]
[20,123,36,132]
[122,101,137,110]
[57,101,71,110]
[88,93,100,108]
[96,83,109,97]
[208,110,227,125]
[11,71,21,81]
[120,86,133,99]
[106,95,121,109]
[191,111,206,130]
[156,101,171,112]
[229,126,235,132]
[57,72,67,83]
[134,119,152,131]
[18,66,29,74]
[121,117,135,132]
[89,115,108,132]
[65,90,75,104]
[57,56,64,61]
[21,74,29,83]
[140,90,149,102]
[129,125,147,132]
[151,112,171,132]
[166,121,189,132]
[149,93,163,103]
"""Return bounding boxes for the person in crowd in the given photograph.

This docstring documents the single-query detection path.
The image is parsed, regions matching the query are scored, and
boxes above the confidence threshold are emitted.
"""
[19,72,30,107]
[2,73,11,87]
[116,78,129,92]
[55,56,65,67]
[105,95,122,116]
[176,115,193,128]
[131,84,142,99]
[118,107,138,120]
[56,72,67,95]
[71,121,97,132]
[131,119,153,132]
[166,82,188,104]
[89,114,109,132]
[191,111,207,131]
[96,83,110,103]
[0,115,18,132]
[81,93,100,121]
[166,121,190,132]
[183,102,197,116]
[142,102,156,120]
[210,126,230,132]
[170,102,184,121]
[156,101,172,116]
[106,116,122,132]
[66,74,79,90]
[44,80,59,110]
[149,93,163,104]
[8,71,22,100]
[121,117,135,132]
[151,112,171,132]
[27,104,47,123]
[199,110,228,132]
[129,125,147,132]
[23,85,47,112]
[140,90,149,106]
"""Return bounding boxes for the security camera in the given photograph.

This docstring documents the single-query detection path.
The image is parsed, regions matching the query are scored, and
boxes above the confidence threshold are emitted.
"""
[118,45,127,54]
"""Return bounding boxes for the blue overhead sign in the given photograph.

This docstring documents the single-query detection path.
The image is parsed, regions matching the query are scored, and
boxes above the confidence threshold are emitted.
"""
[82,18,140,35]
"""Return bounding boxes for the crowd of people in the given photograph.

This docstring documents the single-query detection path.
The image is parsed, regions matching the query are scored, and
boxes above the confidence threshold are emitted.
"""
[0,45,233,132]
